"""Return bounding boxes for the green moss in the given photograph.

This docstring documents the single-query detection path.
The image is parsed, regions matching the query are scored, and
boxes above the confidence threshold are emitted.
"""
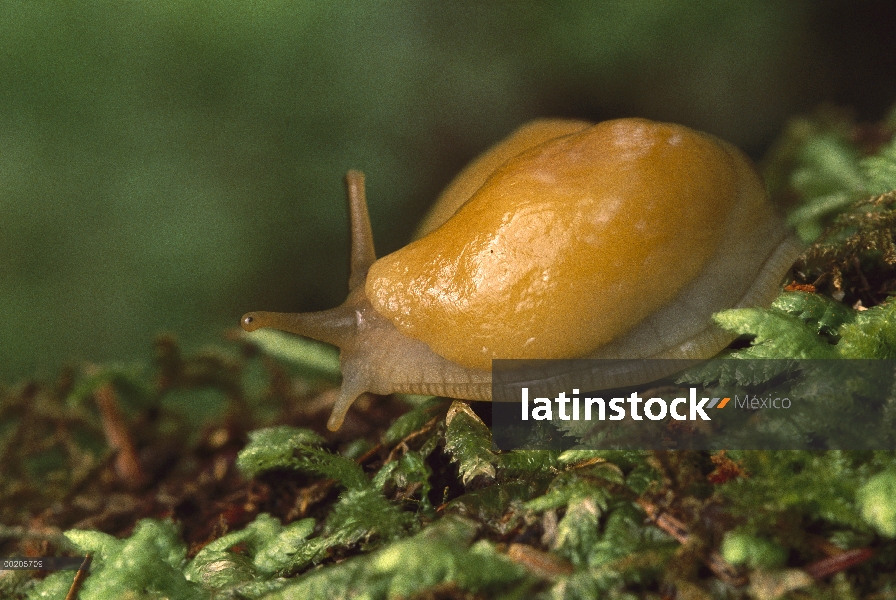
[65,520,204,600]
[857,469,896,537]
[445,405,499,484]
[721,532,787,569]
[264,517,528,600]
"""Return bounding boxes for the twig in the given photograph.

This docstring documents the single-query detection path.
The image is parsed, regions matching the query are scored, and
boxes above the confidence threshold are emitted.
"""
[804,547,874,579]
[64,554,92,600]
[506,543,574,578]
[385,416,440,464]
[94,382,147,489]
[637,499,747,587]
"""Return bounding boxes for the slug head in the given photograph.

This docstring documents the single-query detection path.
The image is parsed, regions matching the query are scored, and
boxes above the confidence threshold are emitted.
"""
[241,171,491,431]
[241,171,380,431]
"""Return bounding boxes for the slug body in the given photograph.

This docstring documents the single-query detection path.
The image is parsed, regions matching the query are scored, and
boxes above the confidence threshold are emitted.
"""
[242,118,800,430]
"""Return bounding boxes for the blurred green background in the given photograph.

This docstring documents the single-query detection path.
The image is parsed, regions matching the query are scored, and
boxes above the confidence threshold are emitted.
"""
[2,1,894,382]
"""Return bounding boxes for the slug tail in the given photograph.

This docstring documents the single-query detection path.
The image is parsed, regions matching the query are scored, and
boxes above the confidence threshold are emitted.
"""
[241,307,356,348]
[345,170,377,291]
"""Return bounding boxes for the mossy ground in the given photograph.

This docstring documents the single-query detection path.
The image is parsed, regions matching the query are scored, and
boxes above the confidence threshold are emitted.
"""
[3,107,896,599]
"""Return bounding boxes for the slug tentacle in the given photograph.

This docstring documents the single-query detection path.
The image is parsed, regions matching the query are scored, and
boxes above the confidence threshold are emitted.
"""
[327,366,370,431]
[240,306,357,348]
[345,170,377,291]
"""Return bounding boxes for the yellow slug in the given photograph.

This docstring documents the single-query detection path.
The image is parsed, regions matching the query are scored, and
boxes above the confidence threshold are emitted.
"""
[242,118,801,430]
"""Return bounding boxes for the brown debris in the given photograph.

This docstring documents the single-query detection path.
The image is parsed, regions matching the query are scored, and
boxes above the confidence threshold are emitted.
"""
[792,191,896,307]
[506,542,574,578]
[93,382,148,490]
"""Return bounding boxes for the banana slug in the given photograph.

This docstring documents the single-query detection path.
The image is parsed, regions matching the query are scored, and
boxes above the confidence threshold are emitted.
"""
[242,118,800,430]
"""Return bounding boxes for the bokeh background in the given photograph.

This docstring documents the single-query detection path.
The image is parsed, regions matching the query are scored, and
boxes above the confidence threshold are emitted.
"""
[2,1,895,383]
